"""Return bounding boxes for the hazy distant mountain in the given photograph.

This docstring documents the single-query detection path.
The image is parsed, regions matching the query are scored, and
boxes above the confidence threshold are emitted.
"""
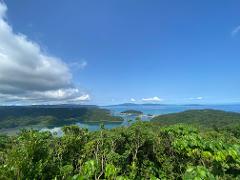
[105,103,199,107]
[105,103,139,107]
[25,104,99,108]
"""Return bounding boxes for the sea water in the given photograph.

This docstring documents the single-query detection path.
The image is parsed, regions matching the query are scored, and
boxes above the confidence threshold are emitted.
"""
[42,104,240,134]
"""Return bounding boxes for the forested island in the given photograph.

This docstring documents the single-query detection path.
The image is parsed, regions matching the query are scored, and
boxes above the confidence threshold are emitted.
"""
[120,110,143,115]
[0,105,123,130]
[0,109,240,179]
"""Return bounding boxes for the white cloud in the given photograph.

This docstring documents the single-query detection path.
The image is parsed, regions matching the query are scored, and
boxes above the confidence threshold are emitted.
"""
[69,60,87,70]
[0,90,90,104]
[0,2,89,104]
[231,25,240,36]
[130,98,136,102]
[0,2,7,18]
[142,96,163,102]
[189,97,204,100]
[72,94,90,101]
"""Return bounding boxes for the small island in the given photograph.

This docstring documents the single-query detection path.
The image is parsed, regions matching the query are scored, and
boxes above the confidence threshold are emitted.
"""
[120,110,143,115]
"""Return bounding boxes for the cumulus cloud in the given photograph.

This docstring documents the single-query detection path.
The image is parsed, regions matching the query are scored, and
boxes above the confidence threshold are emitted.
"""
[142,96,163,102]
[189,97,203,100]
[130,98,136,102]
[231,25,240,36]
[0,2,89,104]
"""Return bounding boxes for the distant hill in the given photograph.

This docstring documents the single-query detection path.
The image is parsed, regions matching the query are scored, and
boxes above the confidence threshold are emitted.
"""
[26,104,98,108]
[151,109,240,128]
[106,103,205,107]
[0,105,123,130]
[106,103,139,107]
[106,103,171,107]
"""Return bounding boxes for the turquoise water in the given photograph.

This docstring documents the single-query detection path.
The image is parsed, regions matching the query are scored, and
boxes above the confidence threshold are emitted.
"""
[5,104,240,135]
[73,104,240,131]
[106,104,240,116]
[41,104,240,134]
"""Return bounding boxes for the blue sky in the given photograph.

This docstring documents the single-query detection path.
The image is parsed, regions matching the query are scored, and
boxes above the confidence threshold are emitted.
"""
[1,0,240,105]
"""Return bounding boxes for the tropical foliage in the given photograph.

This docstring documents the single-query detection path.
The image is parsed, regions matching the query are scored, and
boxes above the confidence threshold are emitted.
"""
[0,119,240,179]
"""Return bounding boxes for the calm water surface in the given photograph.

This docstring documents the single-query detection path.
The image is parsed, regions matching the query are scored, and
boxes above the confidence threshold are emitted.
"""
[42,104,240,135]
[3,104,240,135]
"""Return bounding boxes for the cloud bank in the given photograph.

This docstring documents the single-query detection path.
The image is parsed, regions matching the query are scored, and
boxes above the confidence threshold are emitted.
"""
[0,2,89,104]
[142,96,162,102]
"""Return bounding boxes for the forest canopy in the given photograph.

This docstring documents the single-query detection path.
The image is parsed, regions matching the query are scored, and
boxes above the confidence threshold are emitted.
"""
[0,109,240,179]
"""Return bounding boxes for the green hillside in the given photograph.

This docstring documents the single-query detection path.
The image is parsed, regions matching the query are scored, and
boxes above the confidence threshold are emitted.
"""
[0,106,123,129]
[151,109,240,128]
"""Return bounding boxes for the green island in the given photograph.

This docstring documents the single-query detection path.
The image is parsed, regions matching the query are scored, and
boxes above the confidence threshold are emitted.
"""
[0,105,123,130]
[120,110,143,115]
[0,109,240,179]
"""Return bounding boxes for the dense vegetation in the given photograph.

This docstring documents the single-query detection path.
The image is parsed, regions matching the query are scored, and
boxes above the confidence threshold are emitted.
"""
[152,109,240,129]
[0,109,240,179]
[121,110,143,115]
[0,106,123,130]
